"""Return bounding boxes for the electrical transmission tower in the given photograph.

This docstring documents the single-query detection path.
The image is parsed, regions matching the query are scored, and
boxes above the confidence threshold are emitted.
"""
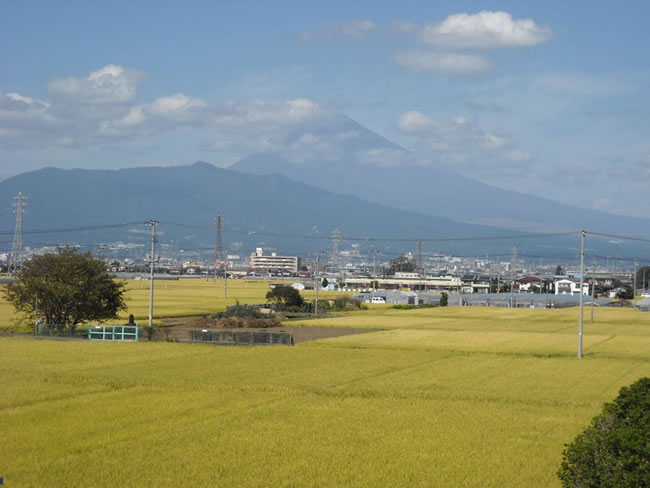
[9,192,27,274]
[331,229,341,269]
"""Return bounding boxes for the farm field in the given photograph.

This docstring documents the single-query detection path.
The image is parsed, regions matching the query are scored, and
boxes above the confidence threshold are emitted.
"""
[0,277,344,330]
[1,305,649,486]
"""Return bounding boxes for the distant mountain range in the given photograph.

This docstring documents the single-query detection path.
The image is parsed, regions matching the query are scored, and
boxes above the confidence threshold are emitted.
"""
[0,115,646,263]
[231,115,650,238]
[0,162,607,261]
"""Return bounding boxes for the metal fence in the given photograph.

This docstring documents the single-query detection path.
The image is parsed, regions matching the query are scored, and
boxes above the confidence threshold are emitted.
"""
[189,329,293,346]
[88,325,139,341]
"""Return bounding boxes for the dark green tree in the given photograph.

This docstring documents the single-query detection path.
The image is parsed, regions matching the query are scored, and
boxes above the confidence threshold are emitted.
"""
[4,247,126,332]
[321,277,329,288]
[440,292,448,307]
[265,285,304,309]
[558,377,649,487]
[387,256,416,275]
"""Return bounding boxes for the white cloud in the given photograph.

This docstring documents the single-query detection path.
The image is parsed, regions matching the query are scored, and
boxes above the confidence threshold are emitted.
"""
[299,20,376,41]
[420,11,552,49]
[47,64,145,103]
[396,110,435,133]
[340,20,377,39]
[150,93,206,115]
[355,147,413,167]
[394,50,492,75]
[395,109,530,173]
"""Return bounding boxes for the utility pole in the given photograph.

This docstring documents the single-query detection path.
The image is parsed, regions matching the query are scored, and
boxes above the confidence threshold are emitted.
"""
[590,257,596,323]
[147,220,159,329]
[510,247,517,308]
[578,231,586,358]
[98,243,107,261]
[223,248,228,299]
[9,192,26,275]
[417,241,423,277]
[634,258,638,309]
[331,229,341,269]
[314,250,325,314]
[214,215,223,282]
[370,250,379,292]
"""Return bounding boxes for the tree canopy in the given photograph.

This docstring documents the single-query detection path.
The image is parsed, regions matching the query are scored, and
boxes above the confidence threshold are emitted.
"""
[558,377,649,487]
[4,247,126,328]
[265,285,304,309]
[387,256,416,275]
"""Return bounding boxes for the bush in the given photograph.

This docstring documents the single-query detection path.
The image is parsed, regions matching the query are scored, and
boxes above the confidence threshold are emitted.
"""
[440,292,448,307]
[212,305,265,319]
[189,316,281,329]
[557,377,649,487]
[266,285,304,309]
[332,296,362,311]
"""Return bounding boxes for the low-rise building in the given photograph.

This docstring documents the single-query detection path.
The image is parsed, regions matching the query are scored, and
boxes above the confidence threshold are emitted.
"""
[250,248,300,274]
[554,278,589,295]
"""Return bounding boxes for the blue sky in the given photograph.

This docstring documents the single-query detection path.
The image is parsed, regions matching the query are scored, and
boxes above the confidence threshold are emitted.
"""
[1,1,649,216]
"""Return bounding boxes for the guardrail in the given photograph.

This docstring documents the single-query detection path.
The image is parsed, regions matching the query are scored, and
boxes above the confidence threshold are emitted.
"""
[88,325,139,341]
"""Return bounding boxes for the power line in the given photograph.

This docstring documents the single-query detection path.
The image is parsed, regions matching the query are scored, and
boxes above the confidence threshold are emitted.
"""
[0,221,147,236]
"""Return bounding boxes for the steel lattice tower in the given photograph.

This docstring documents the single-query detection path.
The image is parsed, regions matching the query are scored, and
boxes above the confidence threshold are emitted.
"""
[9,192,26,274]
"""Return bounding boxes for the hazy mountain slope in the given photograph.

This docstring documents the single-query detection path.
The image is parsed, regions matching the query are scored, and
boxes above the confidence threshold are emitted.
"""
[231,116,650,238]
[0,162,540,257]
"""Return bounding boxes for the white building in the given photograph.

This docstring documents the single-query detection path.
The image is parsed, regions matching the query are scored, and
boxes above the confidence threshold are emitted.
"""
[554,278,589,296]
[250,248,300,274]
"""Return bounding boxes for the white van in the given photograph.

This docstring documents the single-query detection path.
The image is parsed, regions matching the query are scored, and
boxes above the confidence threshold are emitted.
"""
[371,296,386,304]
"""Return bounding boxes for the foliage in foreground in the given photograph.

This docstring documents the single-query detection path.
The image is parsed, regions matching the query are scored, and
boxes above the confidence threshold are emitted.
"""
[558,377,650,487]
[4,247,126,329]
[266,285,304,309]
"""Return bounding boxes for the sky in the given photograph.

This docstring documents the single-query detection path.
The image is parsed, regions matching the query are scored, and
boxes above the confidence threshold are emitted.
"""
[1,1,650,217]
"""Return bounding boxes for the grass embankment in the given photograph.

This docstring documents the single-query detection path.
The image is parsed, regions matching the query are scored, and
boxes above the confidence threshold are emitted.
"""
[1,303,649,486]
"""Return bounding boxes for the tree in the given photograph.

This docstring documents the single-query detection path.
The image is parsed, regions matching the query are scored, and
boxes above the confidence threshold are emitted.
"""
[321,277,329,288]
[557,377,649,487]
[387,256,415,275]
[4,247,126,332]
[440,292,448,307]
[556,265,564,275]
[265,285,304,309]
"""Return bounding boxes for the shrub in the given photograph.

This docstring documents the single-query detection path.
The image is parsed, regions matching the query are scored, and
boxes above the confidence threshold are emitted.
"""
[266,285,304,309]
[332,296,362,311]
[557,377,649,487]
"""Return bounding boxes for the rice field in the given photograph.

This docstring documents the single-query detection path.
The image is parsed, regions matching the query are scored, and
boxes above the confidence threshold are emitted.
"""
[1,298,649,487]
[0,278,344,330]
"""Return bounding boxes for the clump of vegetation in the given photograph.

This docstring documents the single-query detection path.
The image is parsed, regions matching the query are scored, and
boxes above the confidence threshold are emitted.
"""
[266,285,304,310]
[212,304,266,319]
[440,292,448,307]
[331,296,362,311]
[189,315,281,329]
[557,377,649,487]
[4,246,126,335]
